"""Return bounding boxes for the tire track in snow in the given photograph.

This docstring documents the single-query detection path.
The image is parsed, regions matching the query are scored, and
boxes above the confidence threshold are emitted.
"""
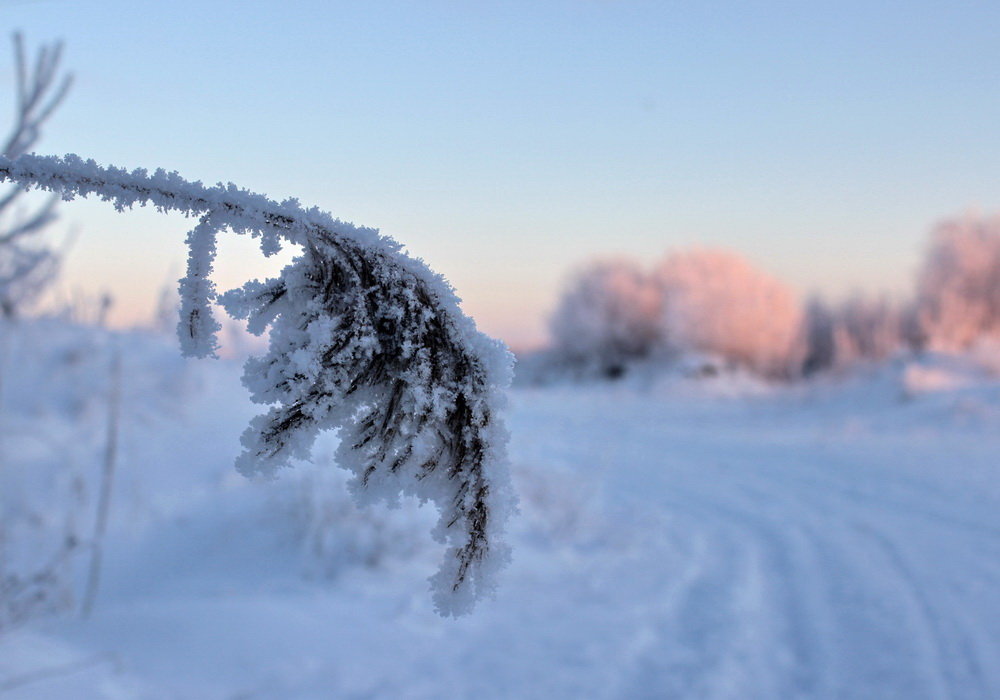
[617,482,838,699]
[612,452,1000,699]
[853,522,991,699]
[512,391,1000,699]
[767,456,1000,698]
[735,460,1000,699]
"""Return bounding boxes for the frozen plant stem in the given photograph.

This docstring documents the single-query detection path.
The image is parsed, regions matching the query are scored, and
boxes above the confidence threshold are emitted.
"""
[0,153,515,615]
[0,326,8,581]
[81,345,121,618]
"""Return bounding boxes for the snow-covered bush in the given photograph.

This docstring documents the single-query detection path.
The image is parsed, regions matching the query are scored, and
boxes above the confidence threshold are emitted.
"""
[655,249,804,378]
[544,249,804,381]
[917,215,1000,352]
[0,154,515,616]
[279,461,432,579]
[548,259,662,378]
[0,34,71,318]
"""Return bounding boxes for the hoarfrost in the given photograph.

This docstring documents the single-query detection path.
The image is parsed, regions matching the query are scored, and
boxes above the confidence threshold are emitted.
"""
[0,153,516,615]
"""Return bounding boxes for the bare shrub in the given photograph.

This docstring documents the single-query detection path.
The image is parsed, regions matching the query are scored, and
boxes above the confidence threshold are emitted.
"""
[0,33,71,318]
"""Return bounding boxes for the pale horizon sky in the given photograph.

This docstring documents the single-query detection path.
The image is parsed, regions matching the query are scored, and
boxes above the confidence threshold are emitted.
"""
[4,1,1000,348]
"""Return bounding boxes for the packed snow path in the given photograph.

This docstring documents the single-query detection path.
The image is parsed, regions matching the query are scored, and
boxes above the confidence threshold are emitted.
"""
[2,356,999,698]
[521,385,1000,699]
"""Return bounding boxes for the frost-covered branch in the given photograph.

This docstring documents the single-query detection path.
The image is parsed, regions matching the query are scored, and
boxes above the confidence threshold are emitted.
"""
[0,153,515,615]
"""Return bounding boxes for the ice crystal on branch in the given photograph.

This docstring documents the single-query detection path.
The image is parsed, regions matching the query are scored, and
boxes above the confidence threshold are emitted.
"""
[0,153,515,615]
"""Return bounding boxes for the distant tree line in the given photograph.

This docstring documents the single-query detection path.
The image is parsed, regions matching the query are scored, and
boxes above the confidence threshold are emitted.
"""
[539,218,1000,381]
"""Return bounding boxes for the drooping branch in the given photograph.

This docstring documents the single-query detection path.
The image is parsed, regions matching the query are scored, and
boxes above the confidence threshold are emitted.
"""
[0,153,516,616]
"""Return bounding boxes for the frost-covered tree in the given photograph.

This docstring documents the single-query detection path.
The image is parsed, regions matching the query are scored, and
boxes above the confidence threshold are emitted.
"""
[0,154,515,616]
[802,296,836,375]
[833,294,906,364]
[917,215,1000,351]
[803,294,909,373]
[548,259,662,377]
[545,249,805,380]
[655,248,804,378]
[0,34,71,318]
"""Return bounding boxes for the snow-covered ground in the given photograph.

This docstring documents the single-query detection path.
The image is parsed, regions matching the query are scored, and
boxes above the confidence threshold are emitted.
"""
[1,323,999,698]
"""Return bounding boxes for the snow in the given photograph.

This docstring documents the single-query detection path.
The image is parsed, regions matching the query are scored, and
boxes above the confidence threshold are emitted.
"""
[2,323,1000,698]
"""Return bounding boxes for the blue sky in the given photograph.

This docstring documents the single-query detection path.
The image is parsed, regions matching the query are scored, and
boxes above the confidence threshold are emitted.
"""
[4,1,1000,346]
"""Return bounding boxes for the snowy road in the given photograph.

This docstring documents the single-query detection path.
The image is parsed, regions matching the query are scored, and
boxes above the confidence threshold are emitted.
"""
[509,384,1000,699]
[2,366,999,698]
